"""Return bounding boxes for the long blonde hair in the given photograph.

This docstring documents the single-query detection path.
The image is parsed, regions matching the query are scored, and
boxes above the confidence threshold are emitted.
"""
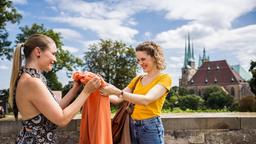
[9,44,23,109]
[9,34,54,120]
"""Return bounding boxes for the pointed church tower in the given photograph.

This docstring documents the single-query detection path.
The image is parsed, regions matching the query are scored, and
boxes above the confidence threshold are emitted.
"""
[179,33,197,87]
[198,47,210,67]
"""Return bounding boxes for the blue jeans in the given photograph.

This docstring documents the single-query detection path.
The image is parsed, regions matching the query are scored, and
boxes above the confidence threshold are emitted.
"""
[130,116,164,144]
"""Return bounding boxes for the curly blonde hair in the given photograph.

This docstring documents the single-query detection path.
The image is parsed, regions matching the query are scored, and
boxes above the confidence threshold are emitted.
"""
[135,41,166,70]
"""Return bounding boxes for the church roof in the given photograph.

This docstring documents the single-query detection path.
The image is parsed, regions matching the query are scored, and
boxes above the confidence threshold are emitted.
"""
[231,65,252,81]
[188,60,246,86]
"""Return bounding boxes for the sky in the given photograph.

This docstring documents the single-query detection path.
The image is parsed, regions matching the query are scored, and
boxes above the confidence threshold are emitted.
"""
[0,0,256,89]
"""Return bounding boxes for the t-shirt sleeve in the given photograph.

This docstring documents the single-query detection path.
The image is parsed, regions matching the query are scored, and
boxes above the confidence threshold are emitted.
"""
[158,74,172,91]
[127,76,140,90]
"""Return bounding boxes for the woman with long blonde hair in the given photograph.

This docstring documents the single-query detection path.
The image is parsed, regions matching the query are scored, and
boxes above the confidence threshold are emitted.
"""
[9,34,101,143]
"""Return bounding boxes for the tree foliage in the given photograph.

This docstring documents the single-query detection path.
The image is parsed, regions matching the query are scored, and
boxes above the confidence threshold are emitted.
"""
[239,96,256,112]
[84,39,137,89]
[177,94,204,110]
[176,86,194,96]
[163,95,178,110]
[15,24,83,90]
[0,0,22,60]
[203,85,233,109]
[249,60,256,95]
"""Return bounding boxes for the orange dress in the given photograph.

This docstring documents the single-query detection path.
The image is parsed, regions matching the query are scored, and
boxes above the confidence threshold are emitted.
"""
[73,72,112,144]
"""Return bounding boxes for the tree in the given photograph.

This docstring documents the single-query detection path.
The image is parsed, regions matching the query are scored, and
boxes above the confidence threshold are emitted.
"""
[15,24,83,90]
[249,61,256,95]
[178,87,194,96]
[84,39,137,89]
[203,85,233,109]
[177,94,204,110]
[0,89,9,113]
[0,0,22,60]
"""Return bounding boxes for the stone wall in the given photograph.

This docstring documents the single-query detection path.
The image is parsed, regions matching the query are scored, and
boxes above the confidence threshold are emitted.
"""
[1,113,256,144]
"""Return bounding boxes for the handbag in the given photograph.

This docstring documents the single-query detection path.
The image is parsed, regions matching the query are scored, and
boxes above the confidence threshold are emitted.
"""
[112,76,142,144]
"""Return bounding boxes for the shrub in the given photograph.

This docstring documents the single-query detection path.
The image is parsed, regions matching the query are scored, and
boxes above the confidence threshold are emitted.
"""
[239,96,256,112]
[205,91,233,109]
[177,95,204,110]
[163,95,178,110]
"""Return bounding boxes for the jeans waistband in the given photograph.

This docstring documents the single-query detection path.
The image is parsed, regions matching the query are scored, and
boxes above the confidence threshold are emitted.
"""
[132,116,161,126]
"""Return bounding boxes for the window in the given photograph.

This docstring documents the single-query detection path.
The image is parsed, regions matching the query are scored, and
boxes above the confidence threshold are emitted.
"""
[214,78,218,83]
[231,87,235,96]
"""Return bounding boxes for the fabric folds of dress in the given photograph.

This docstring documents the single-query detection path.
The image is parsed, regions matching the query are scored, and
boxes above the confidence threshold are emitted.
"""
[73,72,112,144]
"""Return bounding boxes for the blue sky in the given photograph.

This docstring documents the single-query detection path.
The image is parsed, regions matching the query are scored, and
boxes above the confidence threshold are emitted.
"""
[1,0,256,89]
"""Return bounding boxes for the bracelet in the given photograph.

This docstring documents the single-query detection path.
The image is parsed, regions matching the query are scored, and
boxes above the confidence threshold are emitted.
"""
[119,90,124,98]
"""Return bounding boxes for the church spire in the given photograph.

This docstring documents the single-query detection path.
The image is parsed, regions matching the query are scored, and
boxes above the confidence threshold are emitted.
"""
[192,41,195,60]
[184,38,188,68]
[198,46,210,67]
[183,33,196,69]
[187,33,191,60]
[203,47,206,60]
[198,54,202,67]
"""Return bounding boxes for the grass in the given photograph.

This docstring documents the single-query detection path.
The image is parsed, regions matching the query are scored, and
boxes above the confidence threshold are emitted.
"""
[161,107,232,113]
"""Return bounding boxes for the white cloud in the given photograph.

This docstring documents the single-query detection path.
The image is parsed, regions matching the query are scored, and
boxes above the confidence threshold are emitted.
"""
[155,23,215,49]
[53,28,83,40]
[62,46,79,53]
[144,0,256,29]
[144,32,152,39]
[81,40,100,49]
[45,0,140,43]
[49,17,138,42]
[43,0,256,87]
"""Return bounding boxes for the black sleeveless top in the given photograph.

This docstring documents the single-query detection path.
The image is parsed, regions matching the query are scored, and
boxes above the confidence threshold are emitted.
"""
[15,68,58,144]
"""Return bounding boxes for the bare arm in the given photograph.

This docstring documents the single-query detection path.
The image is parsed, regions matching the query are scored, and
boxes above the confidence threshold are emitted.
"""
[28,77,100,127]
[58,81,81,109]
[108,87,131,104]
[101,84,167,105]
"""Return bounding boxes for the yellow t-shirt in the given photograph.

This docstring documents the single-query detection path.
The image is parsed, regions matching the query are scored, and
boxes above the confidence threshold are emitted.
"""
[127,73,172,120]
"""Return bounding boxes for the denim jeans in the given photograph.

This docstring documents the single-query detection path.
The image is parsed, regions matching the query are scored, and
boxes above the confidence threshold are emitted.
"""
[130,116,164,144]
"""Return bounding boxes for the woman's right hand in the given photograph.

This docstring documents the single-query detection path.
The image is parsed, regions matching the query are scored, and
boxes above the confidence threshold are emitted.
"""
[100,84,122,96]
[83,77,101,94]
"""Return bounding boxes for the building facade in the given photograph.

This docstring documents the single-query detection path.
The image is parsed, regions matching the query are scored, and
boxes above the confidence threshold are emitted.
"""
[179,34,254,100]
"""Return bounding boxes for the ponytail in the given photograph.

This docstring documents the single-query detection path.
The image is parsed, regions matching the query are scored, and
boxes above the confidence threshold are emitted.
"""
[9,43,23,120]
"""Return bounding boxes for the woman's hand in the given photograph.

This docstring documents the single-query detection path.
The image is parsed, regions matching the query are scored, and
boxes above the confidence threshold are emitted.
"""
[83,77,101,94]
[100,84,122,96]
[72,80,82,91]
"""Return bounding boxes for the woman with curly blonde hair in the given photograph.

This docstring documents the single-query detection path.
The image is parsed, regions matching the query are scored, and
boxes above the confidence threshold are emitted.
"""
[101,41,172,144]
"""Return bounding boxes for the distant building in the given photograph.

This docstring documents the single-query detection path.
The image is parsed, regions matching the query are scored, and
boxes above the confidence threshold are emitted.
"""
[186,60,254,100]
[179,34,254,100]
[179,33,197,86]
[231,65,252,81]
